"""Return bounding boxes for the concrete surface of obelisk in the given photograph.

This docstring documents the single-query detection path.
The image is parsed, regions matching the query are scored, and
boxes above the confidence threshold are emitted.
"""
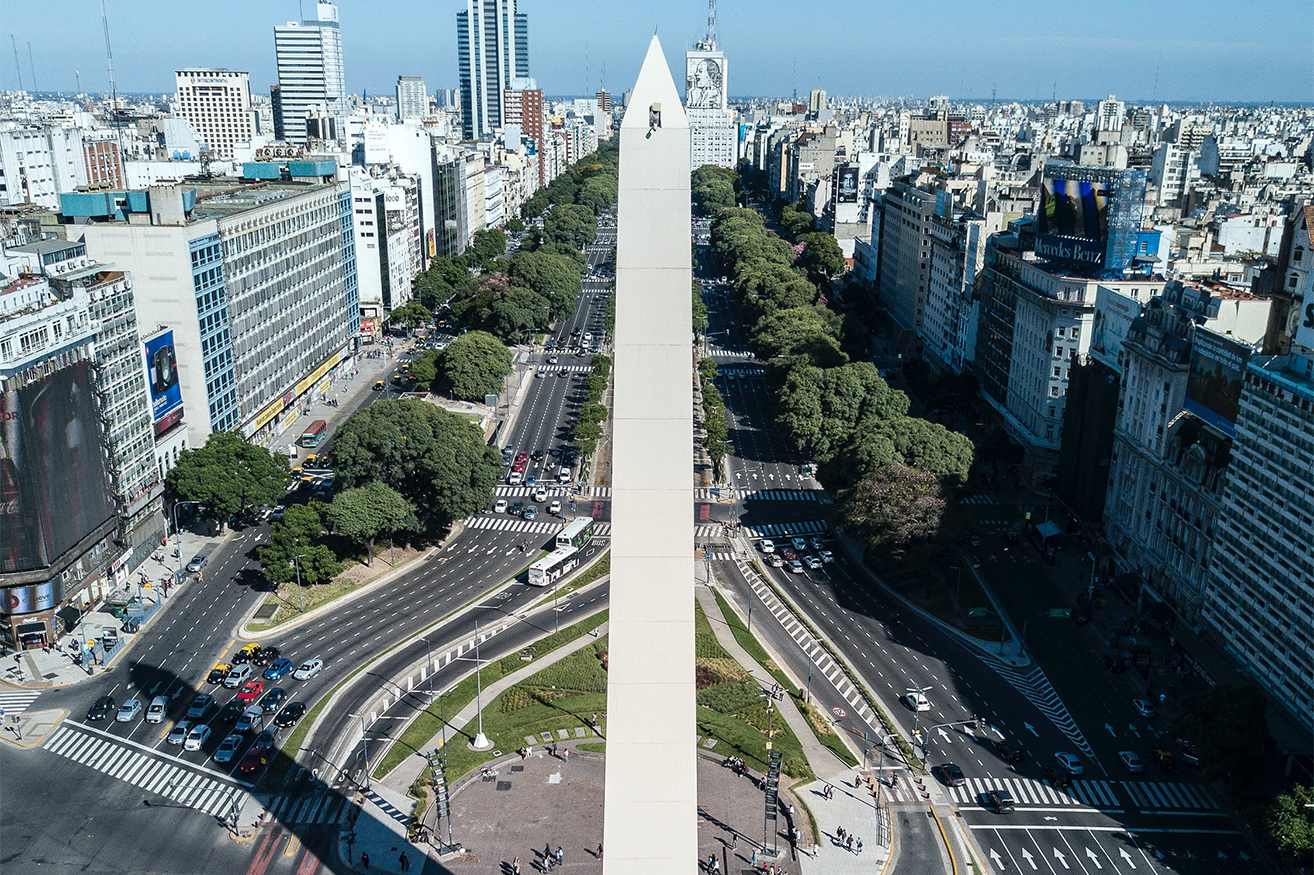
[601,35,695,875]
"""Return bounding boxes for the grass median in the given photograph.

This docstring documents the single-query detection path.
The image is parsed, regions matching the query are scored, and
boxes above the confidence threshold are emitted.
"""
[531,550,609,610]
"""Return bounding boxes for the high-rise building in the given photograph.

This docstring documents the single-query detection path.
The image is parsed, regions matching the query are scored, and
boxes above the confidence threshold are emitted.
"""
[174,69,255,159]
[273,1,348,145]
[457,0,530,141]
[809,88,827,115]
[874,176,937,334]
[67,161,359,446]
[503,83,545,184]
[596,89,612,114]
[0,124,86,208]
[685,0,736,169]
[396,76,427,120]
[81,132,123,189]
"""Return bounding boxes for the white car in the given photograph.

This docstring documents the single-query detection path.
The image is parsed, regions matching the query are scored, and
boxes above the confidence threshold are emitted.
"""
[759,539,775,554]
[902,692,931,712]
[167,720,193,745]
[766,554,784,568]
[116,699,143,723]
[803,555,823,571]
[818,550,835,564]
[184,724,212,751]
[292,658,323,681]
[1118,750,1145,773]
[145,695,169,724]
[1131,698,1156,719]
[493,499,508,513]
[787,559,804,574]
[534,487,548,503]
[791,537,808,552]
[1054,752,1085,775]
[548,500,562,515]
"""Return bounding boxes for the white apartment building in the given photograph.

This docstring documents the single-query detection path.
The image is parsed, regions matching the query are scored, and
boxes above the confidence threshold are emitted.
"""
[923,211,993,373]
[483,165,505,229]
[685,44,736,170]
[274,0,348,145]
[174,69,254,159]
[396,76,427,121]
[1149,143,1200,211]
[349,168,421,323]
[0,124,86,208]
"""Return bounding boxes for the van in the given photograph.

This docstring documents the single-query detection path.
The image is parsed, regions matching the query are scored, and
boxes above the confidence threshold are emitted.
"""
[557,466,571,483]
[224,664,254,688]
[145,695,170,724]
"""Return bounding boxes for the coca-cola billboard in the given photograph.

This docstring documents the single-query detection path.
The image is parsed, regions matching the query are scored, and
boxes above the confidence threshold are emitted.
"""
[0,361,116,574]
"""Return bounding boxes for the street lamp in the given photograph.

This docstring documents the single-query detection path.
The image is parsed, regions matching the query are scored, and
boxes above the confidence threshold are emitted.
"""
[292,554,307,613]
[171,499,201,598]
[451,617,492,750]
[347,712,371,790]
[420,635,434,703]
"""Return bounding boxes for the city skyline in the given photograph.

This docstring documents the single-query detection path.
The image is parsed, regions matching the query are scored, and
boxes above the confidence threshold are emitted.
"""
[1,0,1309,104]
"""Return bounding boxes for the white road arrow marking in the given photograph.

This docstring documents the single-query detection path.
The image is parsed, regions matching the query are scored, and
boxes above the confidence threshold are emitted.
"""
[938,727,953,743]
[1053,848,1069,869]
[1239,852,1250,861]
[1025,722,1039,737]
[1128,724,1140,738]
[1119,848,1136,869]
[1105,722,1116,737]
[1085,847,1102,869]
[1020,848,1038,870]
[990,849,1006,870]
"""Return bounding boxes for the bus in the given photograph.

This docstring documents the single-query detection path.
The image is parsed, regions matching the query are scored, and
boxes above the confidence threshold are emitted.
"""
[298,419,328,448]
[527,546,580,586]
[556,517,595,550]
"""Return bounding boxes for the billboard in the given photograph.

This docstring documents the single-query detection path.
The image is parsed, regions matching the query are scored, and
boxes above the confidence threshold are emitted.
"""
[837,165,860,204]
[1089,286,1142,368]
[1037,175,1110,272]
[143,330,184,436]
[1184,327,1250,437]
[0,361,116,575]
[1297,281,1314,351]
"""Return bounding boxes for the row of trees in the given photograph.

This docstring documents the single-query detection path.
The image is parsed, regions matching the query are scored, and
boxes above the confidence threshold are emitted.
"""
[574,354,611,458]
[701,167,974,551]
[698,358,731,476]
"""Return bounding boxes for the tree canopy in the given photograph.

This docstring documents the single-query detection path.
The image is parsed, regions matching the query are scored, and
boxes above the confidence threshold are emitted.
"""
[327,481,416,565]
[166,431,289,519]
[796,231,847,285]
[774,361,908,462]
[390,301,432,330]
[437,330,514,400]
[257,503,341,586]
[507,250,581,318]
[544,203,598,249]
[749,304,848,368]
[692,165,737,214]
[329,398,502,527]
[844,464,948,550]
[468,228,507,266]
[1266,783,1314,863]
[1170,683,1270,786]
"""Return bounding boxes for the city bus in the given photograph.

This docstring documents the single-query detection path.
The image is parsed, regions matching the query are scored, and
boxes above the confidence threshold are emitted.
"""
[527,546,580,586]
[556,517,595,550]
[298,419,328,448]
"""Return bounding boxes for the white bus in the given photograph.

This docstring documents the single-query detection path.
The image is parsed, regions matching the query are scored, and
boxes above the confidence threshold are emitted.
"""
[556,517,595,550]
[527,546,580,586]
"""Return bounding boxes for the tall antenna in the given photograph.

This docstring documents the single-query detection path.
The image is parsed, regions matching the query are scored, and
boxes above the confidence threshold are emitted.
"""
[27,42,37,93]
[76,70,81,93]
[705,0,718,49]
[1151,49,1162,102]
[100,0,126,169]
[792,56,797,102]
[584,42,589,101]
[10,37,23,91]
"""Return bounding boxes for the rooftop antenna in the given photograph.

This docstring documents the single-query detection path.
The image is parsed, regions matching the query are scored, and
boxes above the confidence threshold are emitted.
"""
[1151,49,1162,102]
[704,0,718,49]
[75,69,81,93]
[10,36,23,91]
[28,42,37,93]
[792,56,796,102]
[100,0,126,171]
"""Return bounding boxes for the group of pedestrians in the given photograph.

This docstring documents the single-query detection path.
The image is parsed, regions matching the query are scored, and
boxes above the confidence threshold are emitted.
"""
[546,742,571,762]
[834,824,863,854]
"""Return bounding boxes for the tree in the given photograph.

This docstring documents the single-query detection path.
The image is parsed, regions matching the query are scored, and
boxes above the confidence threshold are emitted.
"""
[166,431,289,520]
[413,269,454,312]
[257,503,342,586]
[844,464,947,549]
[749,305,847,368]
[874,416,975,488]
[390,301,432,331]
[796,232,847,285]
[778,202,816,239]
[1170,683,1270,786]
[327,481,416,565]
[692,165,737,214]
[544,203,597,249]
[774,361,908,462]
[408,349,440,388]
[439,330,514,400]
[577,175,618,216]
[508,250,581,318]
[733,259,816,323]
[330,398,503,526]
[504,216,525,233]
[1266,784,1314,863]
[468,228,507,266]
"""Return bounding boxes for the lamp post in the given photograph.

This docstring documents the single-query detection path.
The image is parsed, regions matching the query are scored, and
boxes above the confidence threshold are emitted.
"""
[451,618,492,750]
[171,500,201,598]
[292,554,307,613]
[420,636,434,703]
[347,712,371,790]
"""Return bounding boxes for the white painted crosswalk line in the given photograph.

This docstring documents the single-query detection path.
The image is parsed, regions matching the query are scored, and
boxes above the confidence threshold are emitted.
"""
[0,689,43,715]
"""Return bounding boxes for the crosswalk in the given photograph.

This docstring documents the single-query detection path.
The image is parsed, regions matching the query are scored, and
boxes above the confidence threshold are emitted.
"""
[0,689,42,715]
[692,519,830,539]
[960,494,1000,506]
[492,485,611,498]
[264,788,353,825]
[692,487,832,504]
[43,722,247,818]
[707,347,753,359]
[947,776,1219,812]
[716,366,764,377]
[979,519,1012,530]
[464,515,612,537]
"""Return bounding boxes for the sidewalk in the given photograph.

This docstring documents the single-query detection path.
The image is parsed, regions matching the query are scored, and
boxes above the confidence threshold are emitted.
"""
[338,784,429,875]
[794,769,895,875]
[695,584,850,781]
[380,620,611,796]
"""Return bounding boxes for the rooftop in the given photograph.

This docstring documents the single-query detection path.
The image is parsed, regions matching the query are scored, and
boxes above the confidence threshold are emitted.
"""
[188,179,335,221]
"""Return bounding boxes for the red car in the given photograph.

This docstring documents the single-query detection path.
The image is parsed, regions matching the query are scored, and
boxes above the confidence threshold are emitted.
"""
[236,681,264,703]
[238,746,266,775]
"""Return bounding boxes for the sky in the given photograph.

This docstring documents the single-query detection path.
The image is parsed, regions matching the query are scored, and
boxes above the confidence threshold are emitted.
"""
[2,0,1311,104]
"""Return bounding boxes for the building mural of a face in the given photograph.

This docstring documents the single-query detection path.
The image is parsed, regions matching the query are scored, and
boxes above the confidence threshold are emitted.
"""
[686,58,723,109]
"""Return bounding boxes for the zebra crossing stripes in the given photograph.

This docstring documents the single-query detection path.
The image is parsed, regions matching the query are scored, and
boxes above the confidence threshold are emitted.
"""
[1122,780,1218,811]
[0,689,42,715]
[960,494,999,505]
[265,789,352,825]
[495,485,571,497]
[463,516,613,538]
[43,723,246,818]
[692,487,831,503]
[693,519,830,540]
[976,652,1095,759]
[950,776,1121,809]
[582,485,611,497]
[701,552,733,561]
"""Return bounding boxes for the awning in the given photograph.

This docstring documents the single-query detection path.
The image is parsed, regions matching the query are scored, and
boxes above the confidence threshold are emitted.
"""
[56,605,85,627]
[1036,520,1063,540]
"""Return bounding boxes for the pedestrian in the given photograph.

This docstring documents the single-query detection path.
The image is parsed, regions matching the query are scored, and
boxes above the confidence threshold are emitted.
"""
[837,825,845,842]
[550,742,558,758]
[544,843,553,862]
[399,851,409,872]
[845,834,853,852]
[556,846,564,866]
[856,837,863,854]
[731,833,738,851]
[360,851,370,869]
[596,844,603,860]
[513,856,521,875]
[793,828,801,846]
[750,848,758,865]
[712,857,721,873]
[562,748,570,762]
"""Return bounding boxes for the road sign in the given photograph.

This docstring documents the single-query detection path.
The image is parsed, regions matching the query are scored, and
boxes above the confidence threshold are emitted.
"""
[968,607,988,618]
[1048,608,1072,618]
[831,706,846,718]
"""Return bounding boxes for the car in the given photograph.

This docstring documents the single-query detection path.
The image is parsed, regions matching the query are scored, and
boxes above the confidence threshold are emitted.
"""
[224,664,254,688]
[508,470,524,485]
[511,500,524,514]
[206,662,232,684]
[252,727,279,754]
[902,692,931,712]
[818,550,835,564]
[557,466,571,483]
[787,559,804,574]
[236,681,264,703]
[989,738,1024,763]
[759,539,775,554]
[525,475,537,488]
[145,695,170,724]
[934,763,966,787]
[167,720,193,745]
[781,548,797,561]
[186,694,214,720]
[530,450,545,461]
[1054,752,1084,775]
[810,537,825,551]
[235,705,264,733]
[293,658,323,680]
[791,537,807,552]
[116,698,143,723]
[493,499,508,513]
[373,380,385,391]
[803,555,823,570]
[186,553,208,573]
[238,747,266,775]
[548,500,562,515]
[524,505,538,521]
[213,733,243,764]
[534,487,548,503]
[1043,765,1072,788]
[253,646,281,668]
[217,701,243,723]
[548,355,558,364]
[766,554,784,568]
[548,448,562,458]
[984,788,1016,813]
[1131,698,1156,719]
[233,643,261,664]
[264,658,293,681]
[274,702,307,728]
[1119,750,1145,773]
[184,724,212,751]
[260,687,287,714]
[535,369,545,378]
[1151,749,1178,771]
